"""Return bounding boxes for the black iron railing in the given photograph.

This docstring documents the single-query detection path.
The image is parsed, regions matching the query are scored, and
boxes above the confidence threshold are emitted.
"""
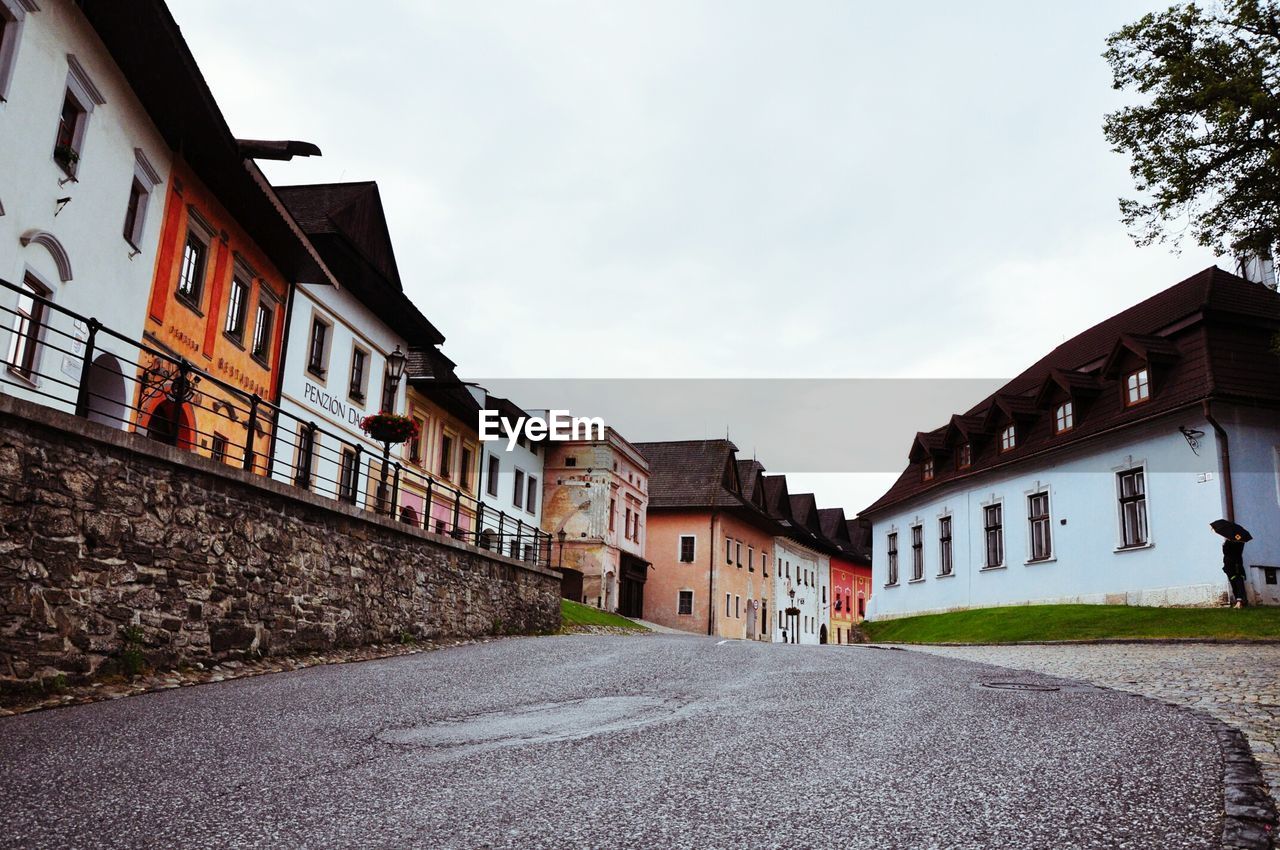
[0,277,552,566]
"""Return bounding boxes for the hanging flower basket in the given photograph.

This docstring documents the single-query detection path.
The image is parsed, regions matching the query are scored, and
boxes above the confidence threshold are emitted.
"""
[359,412,419,445]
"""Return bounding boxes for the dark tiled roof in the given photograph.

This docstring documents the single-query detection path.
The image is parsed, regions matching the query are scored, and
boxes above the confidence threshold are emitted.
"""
[845,518,873,563]
[789,493,821,534]
[80,0,334,287]
[864,267,1280,516]
[277,183,445,347]
[817,508,852,543]
[632,440,745,509]
[760,474,793,521]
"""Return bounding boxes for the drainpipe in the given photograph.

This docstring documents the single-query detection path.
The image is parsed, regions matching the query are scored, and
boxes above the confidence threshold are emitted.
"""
[1202,399,1234,522]
[708,511,718,636]
[264,280,298,477]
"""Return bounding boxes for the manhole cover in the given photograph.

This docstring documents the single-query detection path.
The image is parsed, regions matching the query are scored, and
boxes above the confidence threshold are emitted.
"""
[980,681,1060,692]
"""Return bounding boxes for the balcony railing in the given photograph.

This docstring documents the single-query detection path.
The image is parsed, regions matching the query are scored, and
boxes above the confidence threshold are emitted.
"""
[0,276,552,567]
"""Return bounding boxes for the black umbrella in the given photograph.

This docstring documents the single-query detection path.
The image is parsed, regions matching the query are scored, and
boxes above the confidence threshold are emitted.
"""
[1211,519,1253,542]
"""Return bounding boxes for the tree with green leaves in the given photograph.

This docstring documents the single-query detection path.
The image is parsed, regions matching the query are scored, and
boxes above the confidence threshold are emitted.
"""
[1104,1,1280,261]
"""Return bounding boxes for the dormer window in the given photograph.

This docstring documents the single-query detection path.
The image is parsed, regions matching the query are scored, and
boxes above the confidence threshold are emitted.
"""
[1126,368,1150,406]
[999,424,1016,452]
[922,458,934,481]
[1054,401,1074,434]
[957,442,972,469]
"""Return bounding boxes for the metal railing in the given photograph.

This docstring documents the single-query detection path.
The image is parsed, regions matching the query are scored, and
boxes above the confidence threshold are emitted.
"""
[0,277,552,567]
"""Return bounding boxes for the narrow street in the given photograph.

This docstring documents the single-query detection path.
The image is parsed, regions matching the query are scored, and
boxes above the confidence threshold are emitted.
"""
[0,634,1231,849]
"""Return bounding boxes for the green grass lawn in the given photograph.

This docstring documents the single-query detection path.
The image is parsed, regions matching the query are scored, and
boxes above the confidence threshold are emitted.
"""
[560,599,648,631]
[861,604,1280,644]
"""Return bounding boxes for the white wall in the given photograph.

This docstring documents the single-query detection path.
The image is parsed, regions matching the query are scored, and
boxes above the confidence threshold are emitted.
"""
[866,413,1237,620]
[476,408,544,535]
[271,282,408,502]
[1221,403,1280,605]
[0,0,170,418]
[771,539,828,644]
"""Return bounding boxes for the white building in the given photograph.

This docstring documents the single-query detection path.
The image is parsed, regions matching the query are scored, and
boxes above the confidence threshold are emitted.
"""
[475,393,545,552]
[760,475,833,644]
[0,0,169,421]
[269,182,444,506]
[864,267,1280,619]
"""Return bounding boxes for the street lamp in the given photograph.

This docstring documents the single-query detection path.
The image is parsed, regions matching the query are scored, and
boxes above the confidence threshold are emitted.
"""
[384,345,407,407]
[375,345,409,515]
[557,529,567,569]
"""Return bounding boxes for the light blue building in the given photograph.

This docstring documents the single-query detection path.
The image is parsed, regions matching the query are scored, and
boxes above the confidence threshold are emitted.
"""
[864,267,1280,619]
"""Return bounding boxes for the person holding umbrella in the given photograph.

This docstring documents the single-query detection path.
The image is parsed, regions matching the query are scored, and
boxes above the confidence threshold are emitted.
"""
[1211,519,1253,607]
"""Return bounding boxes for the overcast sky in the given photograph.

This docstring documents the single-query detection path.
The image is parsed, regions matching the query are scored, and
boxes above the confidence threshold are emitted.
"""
[167,0,1222,512]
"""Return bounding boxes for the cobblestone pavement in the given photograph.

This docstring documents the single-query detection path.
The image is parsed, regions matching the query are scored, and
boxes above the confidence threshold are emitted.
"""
[906,643,1280,804]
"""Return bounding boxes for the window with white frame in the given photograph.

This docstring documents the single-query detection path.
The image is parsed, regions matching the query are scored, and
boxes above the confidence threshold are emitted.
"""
[250,300,274,364]
[1055,401,1074,434]
[1000,424,1016,452]
[923,458,934,481]
[176,225,210,309]
[678,590,693,615]
[938,515,953,576]
[1028,491,1052,561]
[224,276,249,343]
[525,474,537,514]
[1117,467,1148,548]
[1126,368,1150,405]
[910,524,924,580]
[679,535,695,563]
[983,503,1004,568]
[886,532,899,585]
[958,442,972,469]
[6,274,48,380]
[510,466,523,506]
[748,546,754,571]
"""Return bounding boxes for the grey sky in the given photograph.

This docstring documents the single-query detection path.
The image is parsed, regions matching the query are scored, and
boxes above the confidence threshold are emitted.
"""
[167,0,1221,511]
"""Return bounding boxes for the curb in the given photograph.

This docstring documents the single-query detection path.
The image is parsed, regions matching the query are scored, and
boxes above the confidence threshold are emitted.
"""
[897,646,1277,849]
[876,638,1280,647]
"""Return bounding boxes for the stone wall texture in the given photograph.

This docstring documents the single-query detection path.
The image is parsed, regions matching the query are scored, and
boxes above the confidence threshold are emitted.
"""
[0,395,561,687]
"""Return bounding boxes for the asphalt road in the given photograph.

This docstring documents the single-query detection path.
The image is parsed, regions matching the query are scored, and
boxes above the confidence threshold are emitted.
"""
[0,634,1226,849]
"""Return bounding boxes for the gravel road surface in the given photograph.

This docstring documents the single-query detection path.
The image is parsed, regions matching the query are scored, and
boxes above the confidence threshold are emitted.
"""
[0,634,1229,849]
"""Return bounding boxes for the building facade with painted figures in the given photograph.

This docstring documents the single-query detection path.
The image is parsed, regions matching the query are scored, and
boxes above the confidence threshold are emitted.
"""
[0,0,172,426]
[863,267,1280,620]
[820,508,872,644]
[543,428,649,616]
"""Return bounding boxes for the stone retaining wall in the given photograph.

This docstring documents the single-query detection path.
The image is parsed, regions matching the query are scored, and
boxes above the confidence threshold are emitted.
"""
[0,395,561,688]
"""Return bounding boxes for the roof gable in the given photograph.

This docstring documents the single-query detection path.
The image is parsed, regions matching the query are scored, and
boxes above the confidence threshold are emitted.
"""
[863,266,1280,517]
